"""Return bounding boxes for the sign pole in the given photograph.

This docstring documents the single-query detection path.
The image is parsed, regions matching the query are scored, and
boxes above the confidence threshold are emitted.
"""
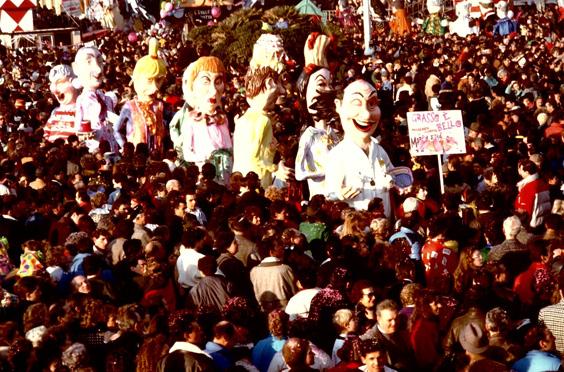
[437,153,445,194]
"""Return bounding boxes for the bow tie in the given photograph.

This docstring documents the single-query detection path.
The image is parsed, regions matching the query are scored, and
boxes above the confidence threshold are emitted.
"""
[191,110,226,126]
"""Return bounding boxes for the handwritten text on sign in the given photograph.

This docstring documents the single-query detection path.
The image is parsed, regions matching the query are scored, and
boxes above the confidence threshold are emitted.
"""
[406,110,466,156]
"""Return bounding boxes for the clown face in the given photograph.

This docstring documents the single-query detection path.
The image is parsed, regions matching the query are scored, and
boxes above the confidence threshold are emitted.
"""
[73,48,104,91]
[306,68,331,115]
[336,80,381,142]
[50,75,78,106]
[133,75,164,103]
[192,71,224,115]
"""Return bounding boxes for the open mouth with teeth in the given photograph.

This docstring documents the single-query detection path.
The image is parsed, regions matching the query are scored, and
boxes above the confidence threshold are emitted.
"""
[353,119,376,132]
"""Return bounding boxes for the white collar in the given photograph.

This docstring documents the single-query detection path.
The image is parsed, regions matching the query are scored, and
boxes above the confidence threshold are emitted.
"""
[517,173,539,190]
[261,257,281,263]
[169,342,211,358]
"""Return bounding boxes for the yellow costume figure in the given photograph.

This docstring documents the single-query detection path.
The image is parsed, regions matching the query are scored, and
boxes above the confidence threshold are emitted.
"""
[232,67,285,189]
[114,38,167,156]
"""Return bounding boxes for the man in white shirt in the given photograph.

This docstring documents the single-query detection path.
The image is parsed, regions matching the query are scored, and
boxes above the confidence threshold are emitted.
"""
[176,226,210,289]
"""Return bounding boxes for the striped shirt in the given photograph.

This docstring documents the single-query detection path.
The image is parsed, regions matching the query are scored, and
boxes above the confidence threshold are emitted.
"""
[538,299,564,353]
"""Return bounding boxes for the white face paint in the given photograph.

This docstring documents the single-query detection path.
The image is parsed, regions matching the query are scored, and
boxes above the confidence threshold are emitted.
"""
[192,71,224,115]
[336,80,381,143]
[50,76,78,106]
[74,49,104,91]
[133,75,164,102]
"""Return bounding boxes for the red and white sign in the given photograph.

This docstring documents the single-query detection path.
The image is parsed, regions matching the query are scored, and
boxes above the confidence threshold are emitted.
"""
[0,0,36,33]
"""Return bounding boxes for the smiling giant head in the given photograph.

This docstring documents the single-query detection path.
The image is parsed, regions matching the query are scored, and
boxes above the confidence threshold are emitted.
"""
[336,79,381,146]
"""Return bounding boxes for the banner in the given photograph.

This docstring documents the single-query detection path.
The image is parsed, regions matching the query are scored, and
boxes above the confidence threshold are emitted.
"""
[62,0,82,17]
[407,110,466,156]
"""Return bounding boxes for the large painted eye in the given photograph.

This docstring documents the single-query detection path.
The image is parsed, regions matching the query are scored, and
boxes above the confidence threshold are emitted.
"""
[350,98,362,107]
[367,96,379,109]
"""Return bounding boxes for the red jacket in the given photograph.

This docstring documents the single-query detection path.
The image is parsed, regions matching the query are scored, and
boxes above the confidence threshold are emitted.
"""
[515,174,551,228]
[421,238,458,288]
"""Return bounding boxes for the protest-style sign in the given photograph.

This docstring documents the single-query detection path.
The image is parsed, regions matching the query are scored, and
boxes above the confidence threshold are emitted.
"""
[407,110,466,156]
[407,110,467,194]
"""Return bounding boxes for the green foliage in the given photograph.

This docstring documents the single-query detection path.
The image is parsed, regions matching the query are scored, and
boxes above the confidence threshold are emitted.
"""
[186,5,342,68]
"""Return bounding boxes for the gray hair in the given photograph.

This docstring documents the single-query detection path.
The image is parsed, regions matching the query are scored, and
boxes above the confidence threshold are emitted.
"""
[49,64,76,83]
[503,216,521,238]
[485,307,509,334]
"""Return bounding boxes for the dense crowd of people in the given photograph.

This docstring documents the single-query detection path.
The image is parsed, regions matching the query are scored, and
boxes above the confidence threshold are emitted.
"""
[0,1,562,371]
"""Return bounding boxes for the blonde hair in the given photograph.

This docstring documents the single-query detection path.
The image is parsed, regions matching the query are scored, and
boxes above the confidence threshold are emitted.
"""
[132,38,167,81]
[182,56,226,94]
[333,308,354,330]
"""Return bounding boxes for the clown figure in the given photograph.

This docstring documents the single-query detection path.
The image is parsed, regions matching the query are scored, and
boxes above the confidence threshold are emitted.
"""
[325,80,394,217]
[493,1,518,37]
[114,38,166,156]
[449,1,479,37]
[170,57,232,173]
[43,64,80,143]
[232,67,291,189]
[73,46,118,151]
[422,0,448,35]
[295,33,340,198]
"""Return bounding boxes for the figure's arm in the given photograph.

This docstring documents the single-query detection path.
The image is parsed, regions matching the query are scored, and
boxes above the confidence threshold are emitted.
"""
[113,102,131,149]
[295,130,325,181]
[252,117,278,174]
[169,107,185,149]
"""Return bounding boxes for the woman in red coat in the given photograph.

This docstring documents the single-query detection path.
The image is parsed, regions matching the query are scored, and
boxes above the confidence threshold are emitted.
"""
[409,289,443,371]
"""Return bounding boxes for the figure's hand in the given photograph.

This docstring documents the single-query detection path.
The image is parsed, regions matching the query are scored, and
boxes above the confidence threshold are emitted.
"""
[341,186,361,200]
[275,161,294,182]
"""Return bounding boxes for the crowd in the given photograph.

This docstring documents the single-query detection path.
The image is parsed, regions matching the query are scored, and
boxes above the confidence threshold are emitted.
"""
[0,1,562,371]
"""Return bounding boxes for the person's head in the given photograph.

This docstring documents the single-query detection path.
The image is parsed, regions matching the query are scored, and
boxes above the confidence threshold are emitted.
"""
[359,339,387,372]
[268,309,289,339]
[72,46,103,91]
[182,56,226,113]
[131,38,167,102]
[470,248,484,268]
[92,228,109,251]
[524,324,556,352]
[336,79,381,145]
[116,304,144,333]
[168,309,205,346]
[181,226,211,251]
[197,255,217,276]
[185,190,197,212]
[245,66,284,112]
[165,179,180,193]
[459,322,489,356]
[518,159,537,178]
[351,280,377,309]
[71,275,91,294]
[212,320,236,349]
[214,230,238,255]
[485,307,509,336]
[333,308,357,334]
[282,338,314,369]
[502,215,521,240]
[48,64,78,106]
[399,283,422,307]
[376,299,399,335]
